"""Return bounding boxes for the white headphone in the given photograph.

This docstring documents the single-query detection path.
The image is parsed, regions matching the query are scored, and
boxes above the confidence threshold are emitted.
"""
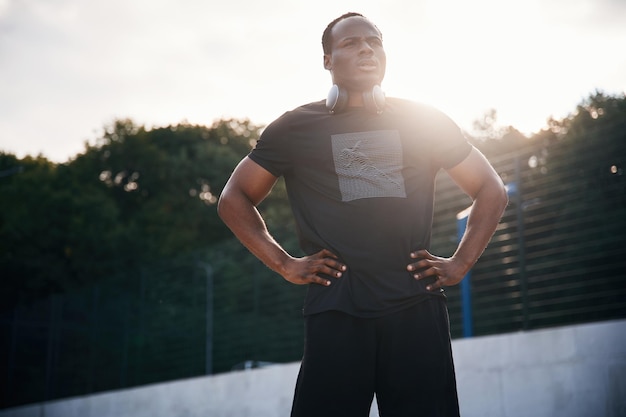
[326,84,386,114]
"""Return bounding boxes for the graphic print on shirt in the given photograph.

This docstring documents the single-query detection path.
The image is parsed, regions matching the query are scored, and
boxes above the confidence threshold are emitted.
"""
[331,130,406,202]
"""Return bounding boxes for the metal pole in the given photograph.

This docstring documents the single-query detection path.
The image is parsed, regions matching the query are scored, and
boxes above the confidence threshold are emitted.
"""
[457,207,474,338]
[198,263,214,375]
[7,302,19,403]
[44,295,60,402]
[514,156,530,330]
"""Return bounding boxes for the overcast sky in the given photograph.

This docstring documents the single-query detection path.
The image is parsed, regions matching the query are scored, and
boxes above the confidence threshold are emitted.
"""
[1,0,625,162]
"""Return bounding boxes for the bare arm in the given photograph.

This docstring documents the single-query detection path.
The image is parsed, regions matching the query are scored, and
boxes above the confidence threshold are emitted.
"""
[218,157,346,286]
[408,147,508,290]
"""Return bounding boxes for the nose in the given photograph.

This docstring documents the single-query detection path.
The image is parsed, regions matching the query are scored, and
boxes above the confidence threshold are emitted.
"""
[358,39,374,55]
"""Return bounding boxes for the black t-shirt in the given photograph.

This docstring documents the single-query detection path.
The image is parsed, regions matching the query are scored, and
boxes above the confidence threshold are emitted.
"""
[249,97,472,317]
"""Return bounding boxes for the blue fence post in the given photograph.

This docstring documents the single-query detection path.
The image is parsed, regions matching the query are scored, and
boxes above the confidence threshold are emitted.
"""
[456,207,473,338]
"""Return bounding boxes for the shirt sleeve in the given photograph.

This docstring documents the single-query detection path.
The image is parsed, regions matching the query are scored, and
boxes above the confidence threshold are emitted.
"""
[248,113,292,177]
[413,102,472,169]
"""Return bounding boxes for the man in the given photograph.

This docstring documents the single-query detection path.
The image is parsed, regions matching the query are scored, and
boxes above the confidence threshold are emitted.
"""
[218,12,508,417]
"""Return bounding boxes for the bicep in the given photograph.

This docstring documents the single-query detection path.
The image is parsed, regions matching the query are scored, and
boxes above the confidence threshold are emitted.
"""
[221,156,279,206]
[445,147,504,200]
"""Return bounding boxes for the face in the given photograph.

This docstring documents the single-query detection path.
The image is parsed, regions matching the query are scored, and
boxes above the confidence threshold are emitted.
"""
[323,16,386,94]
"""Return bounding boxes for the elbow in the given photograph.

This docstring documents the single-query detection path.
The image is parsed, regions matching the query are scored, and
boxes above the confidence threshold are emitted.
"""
[217,187,254,226]
[217,191,230,222]
[476,177,508,216]
[496,180,509,215]
[501,186,509,213]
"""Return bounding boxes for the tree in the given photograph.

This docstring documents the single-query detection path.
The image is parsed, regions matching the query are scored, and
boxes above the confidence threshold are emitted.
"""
[0,118,265,309]
[469,108,530,157]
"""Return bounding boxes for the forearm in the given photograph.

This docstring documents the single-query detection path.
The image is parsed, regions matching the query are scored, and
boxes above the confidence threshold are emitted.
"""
[452,181,508,273]
[218,192,292,276]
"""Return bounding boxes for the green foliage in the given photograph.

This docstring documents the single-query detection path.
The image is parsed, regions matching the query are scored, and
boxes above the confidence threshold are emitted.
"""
[85,118,258,256]
[530,90,626,212]
[0,155,74,297]
[0,118,261,307]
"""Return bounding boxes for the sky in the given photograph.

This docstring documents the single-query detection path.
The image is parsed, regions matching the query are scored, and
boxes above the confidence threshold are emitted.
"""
[1,0,625,163]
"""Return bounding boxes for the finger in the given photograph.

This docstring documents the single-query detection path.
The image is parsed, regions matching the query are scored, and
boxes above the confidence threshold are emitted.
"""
[315,251,346,274]
[426,276,441,291]
[407,255,435,271]
[291,273,332,287]
[318,256,347,276]
[306,263,343,285]
[316,250,345,271]
[311,276,332,286]
[318,264,343,278]
[407,258,431,272]
[413,266,438,280]
[318,248,339,259]
[410,249,433,259]
[325,258,347,273]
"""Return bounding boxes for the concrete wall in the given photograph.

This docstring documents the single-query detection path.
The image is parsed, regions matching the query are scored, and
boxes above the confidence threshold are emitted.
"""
[3,319,625,417]
[453,319,626,417]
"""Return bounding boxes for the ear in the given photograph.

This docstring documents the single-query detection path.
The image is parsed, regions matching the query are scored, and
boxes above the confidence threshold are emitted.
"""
[323,54,332,71]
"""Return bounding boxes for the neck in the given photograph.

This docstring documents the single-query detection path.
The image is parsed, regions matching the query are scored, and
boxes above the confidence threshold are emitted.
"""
[347,92,365,107]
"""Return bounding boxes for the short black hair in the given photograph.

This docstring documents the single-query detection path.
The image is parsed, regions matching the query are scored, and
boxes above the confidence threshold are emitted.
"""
[322,12,382,55]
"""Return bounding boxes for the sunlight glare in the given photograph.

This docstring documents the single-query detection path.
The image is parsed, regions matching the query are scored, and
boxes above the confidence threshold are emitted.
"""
[380,0,583,136]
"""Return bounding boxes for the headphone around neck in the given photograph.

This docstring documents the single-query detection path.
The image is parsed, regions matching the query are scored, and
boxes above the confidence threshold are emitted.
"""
[326,84,386,115]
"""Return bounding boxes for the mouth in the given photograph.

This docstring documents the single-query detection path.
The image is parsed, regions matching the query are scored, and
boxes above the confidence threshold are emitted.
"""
[357,60,378,71]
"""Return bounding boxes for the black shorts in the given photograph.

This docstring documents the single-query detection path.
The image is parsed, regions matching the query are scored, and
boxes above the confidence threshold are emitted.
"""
[290,297,460,417]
